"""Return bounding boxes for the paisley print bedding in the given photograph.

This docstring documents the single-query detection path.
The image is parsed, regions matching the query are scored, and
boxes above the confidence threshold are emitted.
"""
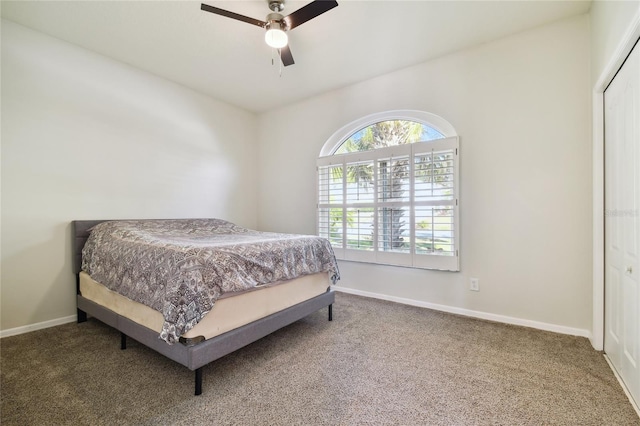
[81,219,340,343]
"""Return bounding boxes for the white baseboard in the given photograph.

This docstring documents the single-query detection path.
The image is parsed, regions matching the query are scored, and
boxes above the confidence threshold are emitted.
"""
[604,355,640,418]
[332,285,592,339]
[0,315,77,339]
[1,288,592,341]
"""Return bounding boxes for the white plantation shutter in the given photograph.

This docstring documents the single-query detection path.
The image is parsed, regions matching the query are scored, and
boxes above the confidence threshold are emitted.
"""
[317,164,344,249]
[318,137,459,271]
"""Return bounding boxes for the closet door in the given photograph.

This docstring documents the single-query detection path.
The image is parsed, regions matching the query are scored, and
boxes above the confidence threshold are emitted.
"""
[604,40,640,407]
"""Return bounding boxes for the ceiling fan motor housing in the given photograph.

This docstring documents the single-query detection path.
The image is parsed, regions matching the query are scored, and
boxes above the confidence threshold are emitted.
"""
[266,13,288,31]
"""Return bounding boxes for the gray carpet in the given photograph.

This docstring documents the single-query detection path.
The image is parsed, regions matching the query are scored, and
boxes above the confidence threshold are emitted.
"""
[1,293,638,425]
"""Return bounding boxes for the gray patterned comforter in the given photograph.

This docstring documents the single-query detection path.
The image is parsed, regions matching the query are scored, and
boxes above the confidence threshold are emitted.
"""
[81,219,340,343]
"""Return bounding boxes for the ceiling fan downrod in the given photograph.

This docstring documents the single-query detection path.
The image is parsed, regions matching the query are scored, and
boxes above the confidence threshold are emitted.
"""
[268,0,285,13]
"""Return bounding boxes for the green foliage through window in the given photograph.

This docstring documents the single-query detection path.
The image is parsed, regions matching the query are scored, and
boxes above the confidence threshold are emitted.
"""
[335,120,444,154]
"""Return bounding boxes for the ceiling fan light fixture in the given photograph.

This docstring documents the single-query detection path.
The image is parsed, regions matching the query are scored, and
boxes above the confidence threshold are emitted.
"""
[265,20,288,48]
[265,28,288,48]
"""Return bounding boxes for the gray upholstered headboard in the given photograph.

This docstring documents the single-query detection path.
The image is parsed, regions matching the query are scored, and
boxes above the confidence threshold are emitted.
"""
[72,219,195,274]
[72,220,109,274]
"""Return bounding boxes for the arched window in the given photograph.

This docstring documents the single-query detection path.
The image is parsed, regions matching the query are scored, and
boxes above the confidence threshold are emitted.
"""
[317,111,459,271]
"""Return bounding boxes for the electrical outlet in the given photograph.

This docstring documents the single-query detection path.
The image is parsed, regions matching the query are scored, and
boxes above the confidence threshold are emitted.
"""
[470,278,480,292]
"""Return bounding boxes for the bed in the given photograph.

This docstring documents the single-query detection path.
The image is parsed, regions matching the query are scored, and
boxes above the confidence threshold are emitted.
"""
[72,219,339,395]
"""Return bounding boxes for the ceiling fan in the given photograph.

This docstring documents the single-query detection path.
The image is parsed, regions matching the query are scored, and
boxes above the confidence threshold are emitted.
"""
[201,0,339,66]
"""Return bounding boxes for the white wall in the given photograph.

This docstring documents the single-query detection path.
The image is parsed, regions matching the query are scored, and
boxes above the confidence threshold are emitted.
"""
[1,20,258,331]
[257,15,592,334]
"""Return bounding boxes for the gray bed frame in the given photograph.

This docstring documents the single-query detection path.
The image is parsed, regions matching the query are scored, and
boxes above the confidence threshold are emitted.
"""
[72,220,335,395]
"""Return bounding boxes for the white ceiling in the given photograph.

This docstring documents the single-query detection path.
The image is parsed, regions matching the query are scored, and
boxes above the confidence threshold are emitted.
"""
[1,0,591,113]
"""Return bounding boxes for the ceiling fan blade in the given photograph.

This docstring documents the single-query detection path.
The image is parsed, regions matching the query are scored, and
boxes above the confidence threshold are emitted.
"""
[284,0,338,30]
[279,45,295,66]
[201,3,266,28]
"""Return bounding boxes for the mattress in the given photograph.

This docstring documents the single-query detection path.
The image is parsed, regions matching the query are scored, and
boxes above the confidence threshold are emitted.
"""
[79,271,331,341]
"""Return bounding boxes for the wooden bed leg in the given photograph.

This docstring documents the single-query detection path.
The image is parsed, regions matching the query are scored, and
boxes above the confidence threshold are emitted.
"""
[328,304,333,321]
[195,368,203,396]
[121,333,127,350]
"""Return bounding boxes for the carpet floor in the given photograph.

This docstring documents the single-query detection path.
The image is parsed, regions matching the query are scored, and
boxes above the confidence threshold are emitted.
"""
[1,292,638,425]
